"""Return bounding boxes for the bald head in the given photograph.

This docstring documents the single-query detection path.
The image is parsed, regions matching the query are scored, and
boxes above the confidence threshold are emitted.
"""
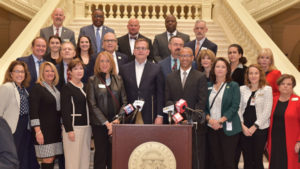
[52,8,65,27]
[127,18,140,36]
[102,32,118,53]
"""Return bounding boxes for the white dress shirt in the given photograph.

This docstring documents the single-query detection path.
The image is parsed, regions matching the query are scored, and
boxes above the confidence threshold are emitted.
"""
[135,59,147,88]
[52,25,62,36]
[180,67,191,84]
[128,33,139,55]
[195,37,206,52]
[32,54,43,78]
[167,30,177,41]
[209,83,227,123]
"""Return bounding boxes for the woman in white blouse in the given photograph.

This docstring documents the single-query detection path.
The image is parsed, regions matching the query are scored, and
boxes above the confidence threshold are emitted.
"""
[238,64,272,169]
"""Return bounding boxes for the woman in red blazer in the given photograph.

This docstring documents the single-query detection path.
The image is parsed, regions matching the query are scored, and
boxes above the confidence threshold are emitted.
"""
[257,48,281,97]
[267,74,300,169]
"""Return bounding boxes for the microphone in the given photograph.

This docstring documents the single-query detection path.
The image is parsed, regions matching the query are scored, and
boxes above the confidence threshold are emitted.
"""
[130,100,145,123]
[172,112,184,124]
[163,105,175,124]
[175,99,187,114]
[175,99,206,124]
[113,104,135,121]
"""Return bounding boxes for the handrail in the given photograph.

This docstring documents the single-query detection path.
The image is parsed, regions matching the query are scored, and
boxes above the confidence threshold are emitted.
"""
[215,0,300,93]
[241,0,300,22]
[0,0,63,81]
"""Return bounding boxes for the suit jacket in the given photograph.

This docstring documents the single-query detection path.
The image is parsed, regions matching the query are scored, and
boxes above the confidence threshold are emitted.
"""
[40,25,76,53]
[266,69,281,97]
[117,33,153,61]
[0,117,19,169]
[119,61,164,124]
[78,24,114,55]
[238,85,272,129]
[165,69,208,132]
[205,81,241,136]
[153,31,190,62]
[115,51,129,69]
[56,62,67,91]
[185,38,218,56]
[17,54,44,91]
[0,82,24,133]
[267,94,300,169]
[231,65,247,86]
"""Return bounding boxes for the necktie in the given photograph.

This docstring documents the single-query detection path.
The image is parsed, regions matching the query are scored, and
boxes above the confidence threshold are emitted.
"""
[96,27,101,53]
[169,33,173,41]
[182,71,187,88]
[55,27,59,36]
[37,60,42,67]
[130,36,137,40]
[172,59,177,71]
[195,41,200,58]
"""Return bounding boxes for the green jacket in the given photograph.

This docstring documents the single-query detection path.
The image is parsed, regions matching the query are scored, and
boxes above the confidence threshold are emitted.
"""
[205,81,241,136]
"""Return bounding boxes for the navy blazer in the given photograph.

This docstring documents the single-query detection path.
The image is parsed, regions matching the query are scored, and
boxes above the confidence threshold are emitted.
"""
[185,38,218,56]
[78,25,114,55]
[119,61,164,124]
[117,33,153,61]
[115,52,129,68]
[17,55,44,91]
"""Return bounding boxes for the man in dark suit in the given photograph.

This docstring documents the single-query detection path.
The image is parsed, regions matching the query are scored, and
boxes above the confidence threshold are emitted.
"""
[102,32,128,74]
[153,15,190,62]
[78,9,114,55]
[165,47,208,169]
[40,8,76,53]
[119,38,164,124]
[185,20,218,59]
[159,36,184,78]
[56,42,76,91]
[117,18,153,61]
[17,37,47,90]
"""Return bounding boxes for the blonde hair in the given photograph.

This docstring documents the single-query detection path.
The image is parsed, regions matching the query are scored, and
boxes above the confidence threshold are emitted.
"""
[37,62,59,86]
[257,48,276,71]
[94,51,117,75]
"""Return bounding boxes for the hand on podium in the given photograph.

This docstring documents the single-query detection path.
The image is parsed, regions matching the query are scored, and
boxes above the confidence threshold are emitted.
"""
[154,116,163,124]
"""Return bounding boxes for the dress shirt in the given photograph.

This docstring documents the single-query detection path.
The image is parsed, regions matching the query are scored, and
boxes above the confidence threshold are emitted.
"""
[167,30,177,41]
[195,37,206,53]
[32,54,43,78]
[128,33,139,55]
[180,67,191,84]
[171,55,180,70]
[135,59,147,88]
[93,25,103,40]
[209,82,227,122]
[52,25,62,37]
[63,61,68,83]
[112,52,119,74]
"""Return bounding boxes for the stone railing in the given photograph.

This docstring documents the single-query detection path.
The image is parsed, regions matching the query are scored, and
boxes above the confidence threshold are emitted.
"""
[215,0,300,93]
[241,0,300,22]
[0,0,69,80]
[75,0,214,21]
[0,0,47,19]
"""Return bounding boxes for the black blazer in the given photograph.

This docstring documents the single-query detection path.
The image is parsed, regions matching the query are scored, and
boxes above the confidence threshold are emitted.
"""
[185,38,218,56]
[119,61,164,124]
[17,55,44,91]
[115,51,129,69]
[165,69,208,132]
[117,33,153,62]
[56,62,67,91]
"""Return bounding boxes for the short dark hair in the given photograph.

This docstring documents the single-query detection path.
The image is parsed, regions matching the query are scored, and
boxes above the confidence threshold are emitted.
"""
[31,37,47,47]
[76,35,93,58]
[68,58,84,72]
[210,57,231,83]
[48,35,62,44]
[228,44,247,65]
[276,74,296,88]
[134,38,149,49]
[168,36,184,44]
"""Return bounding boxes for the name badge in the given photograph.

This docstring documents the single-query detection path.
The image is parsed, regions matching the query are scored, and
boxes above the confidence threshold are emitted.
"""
[226,122,232,131]
[98,84,106,88]
[63,39,70,42]
[208,87,213,90]
[201,47,208,50]
[291,97,299,101]
[250,97,255,106]
[118,56,122,60]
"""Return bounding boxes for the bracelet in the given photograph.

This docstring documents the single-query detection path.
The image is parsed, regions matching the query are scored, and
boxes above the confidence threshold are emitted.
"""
[218,121,223,125]
[36,130,42,136]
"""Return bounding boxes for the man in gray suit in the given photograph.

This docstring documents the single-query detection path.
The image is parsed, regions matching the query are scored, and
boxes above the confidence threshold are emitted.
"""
[153,15,190,62]
[78,9,114,55]
[40,8,76,52]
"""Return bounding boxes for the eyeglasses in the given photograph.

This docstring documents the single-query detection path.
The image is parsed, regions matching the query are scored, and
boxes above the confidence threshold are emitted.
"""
[180,54,193,58]
[134,47,148,51]
[12,70,25,74]
[103,39,117,43]
[93,15,104,18]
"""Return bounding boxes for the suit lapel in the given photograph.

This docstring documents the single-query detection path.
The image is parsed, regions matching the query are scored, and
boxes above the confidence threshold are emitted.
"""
[88,25,97,49]
[12,83,20,108]
[29,55,37,82]
[139,61,149,89]
[163,32,168,44]
[183,69,193,90]
[130,62,138,89]
[175,70,184,92]
[124,34,132,55]
[61,27,67,40]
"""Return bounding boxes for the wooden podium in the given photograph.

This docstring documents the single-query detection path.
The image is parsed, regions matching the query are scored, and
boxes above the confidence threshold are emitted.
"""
[112,124,192,169]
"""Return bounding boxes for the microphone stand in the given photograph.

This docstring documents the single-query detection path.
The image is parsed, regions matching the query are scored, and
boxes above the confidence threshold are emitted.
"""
[130,107,140,124]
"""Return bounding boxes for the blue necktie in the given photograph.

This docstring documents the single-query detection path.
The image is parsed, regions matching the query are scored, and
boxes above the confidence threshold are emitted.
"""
[96,27,101,53]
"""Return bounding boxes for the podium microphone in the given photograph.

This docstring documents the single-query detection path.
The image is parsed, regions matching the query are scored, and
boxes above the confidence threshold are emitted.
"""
[163,105,175,124]
[175,99,206,124]
[113,104,135,121]
[130,100,145,123]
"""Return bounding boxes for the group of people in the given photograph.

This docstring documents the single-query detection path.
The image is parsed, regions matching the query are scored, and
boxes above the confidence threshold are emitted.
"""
[0,7,299,169]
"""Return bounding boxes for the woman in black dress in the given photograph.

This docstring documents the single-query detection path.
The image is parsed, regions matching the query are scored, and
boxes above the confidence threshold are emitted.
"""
[268,74,300,169]
[61,58,91,169]
[44,36,62,65]
[87,51,127,169]
[29,62,62,169]
[76,35,94,83]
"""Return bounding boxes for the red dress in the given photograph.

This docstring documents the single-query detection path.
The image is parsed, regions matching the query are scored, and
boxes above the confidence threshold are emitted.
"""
[267,94,300,169]
[266,69,281,97]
